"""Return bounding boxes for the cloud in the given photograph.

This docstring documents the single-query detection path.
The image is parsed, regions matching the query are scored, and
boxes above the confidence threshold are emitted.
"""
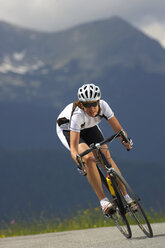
[141,21,165,48]
[0,0,165,47]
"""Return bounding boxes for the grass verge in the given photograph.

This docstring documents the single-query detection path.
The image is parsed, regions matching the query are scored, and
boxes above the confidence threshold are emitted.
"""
[0,207,164,238]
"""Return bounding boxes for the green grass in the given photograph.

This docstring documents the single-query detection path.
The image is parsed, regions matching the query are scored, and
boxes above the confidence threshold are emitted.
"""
[0,207,165,238]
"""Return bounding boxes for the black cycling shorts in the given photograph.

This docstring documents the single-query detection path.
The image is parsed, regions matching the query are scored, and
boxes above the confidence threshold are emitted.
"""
[63,125,104,147]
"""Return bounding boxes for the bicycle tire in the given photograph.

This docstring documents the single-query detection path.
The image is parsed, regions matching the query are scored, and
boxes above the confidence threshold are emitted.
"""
[106,173,132,239]
[112,169,153,238]
[110,210,132,239]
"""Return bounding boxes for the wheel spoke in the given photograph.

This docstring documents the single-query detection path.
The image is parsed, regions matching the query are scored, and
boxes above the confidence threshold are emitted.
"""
[109,208,132,239]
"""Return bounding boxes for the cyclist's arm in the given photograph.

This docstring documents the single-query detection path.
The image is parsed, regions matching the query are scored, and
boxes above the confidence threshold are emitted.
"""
[108,116,123,134]
[108,116,132,150]
[70,130,80,165]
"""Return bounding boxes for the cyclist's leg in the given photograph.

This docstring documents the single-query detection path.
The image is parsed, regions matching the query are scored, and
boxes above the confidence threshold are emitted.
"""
[78,142,115,214]
[57,127,107,201]
[78,142,106,201]
[95,144,127,196]
[57,126,114,213]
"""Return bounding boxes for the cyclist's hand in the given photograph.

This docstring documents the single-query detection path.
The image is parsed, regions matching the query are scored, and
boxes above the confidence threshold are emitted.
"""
[122,138,133,151]
[76,154,87,176]
[77,167,86,176]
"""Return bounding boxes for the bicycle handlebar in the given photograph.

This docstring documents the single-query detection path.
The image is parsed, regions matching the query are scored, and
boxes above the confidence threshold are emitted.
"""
[79,129,128,158]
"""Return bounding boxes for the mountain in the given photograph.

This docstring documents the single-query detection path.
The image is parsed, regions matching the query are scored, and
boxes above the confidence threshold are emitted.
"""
[0,17,165,106]
[0,17,165,220]
[0,17,165,162]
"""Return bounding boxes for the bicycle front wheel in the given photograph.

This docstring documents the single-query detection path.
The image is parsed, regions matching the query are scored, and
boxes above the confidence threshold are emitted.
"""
[110,206,132,239]
[98,165,132,238]
[113,169,153,238]
[106,174,132,239]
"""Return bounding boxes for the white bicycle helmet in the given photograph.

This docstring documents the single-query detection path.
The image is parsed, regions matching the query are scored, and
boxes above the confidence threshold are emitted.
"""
[78,84,101,102]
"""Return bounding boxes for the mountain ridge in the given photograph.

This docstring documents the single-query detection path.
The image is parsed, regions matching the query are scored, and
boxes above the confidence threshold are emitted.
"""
[0,16,165,73]
[0,16,165,107]
[0,16,165,163]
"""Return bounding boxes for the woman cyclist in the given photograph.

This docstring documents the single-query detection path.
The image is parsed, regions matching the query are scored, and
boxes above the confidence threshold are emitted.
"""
[56,83,134,215]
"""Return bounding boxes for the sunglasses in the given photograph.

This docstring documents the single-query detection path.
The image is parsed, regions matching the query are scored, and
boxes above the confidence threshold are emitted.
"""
[82,101,98,108]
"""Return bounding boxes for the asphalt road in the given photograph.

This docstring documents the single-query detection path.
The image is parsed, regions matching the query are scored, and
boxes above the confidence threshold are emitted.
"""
[0,223,165,248]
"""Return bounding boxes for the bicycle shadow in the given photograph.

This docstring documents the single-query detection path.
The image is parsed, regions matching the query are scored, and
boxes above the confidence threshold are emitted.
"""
[132,233,165,240]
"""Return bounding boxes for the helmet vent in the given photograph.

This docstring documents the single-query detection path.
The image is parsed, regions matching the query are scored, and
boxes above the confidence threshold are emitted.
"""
[90,90,93,98]
[94,92,97,98]
[81,93,85,99]
[84,90,88,98]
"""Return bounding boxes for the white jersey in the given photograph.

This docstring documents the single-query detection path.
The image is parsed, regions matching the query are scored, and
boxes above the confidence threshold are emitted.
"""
[57,100,114,132]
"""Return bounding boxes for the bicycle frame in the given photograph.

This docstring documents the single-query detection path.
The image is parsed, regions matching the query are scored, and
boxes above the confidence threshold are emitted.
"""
[78,130,153,238]
[79,130,123,158]
[78,130,131,208]
[78,129,127,170]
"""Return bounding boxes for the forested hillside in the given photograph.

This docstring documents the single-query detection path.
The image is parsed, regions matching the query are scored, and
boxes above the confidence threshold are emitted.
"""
[0,149,164,219]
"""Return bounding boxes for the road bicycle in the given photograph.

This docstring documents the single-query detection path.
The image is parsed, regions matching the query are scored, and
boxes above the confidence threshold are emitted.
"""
[76,130,153,239]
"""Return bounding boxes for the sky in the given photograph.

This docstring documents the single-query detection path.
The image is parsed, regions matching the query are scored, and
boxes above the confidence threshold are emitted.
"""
[0,0,165,48]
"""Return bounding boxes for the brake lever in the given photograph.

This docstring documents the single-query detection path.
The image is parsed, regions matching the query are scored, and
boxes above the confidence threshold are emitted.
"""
[76,154,87,175]
[120,130,131,151]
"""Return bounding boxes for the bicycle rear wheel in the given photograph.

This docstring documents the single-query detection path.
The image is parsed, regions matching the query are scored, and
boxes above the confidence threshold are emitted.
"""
[113,169,153,238]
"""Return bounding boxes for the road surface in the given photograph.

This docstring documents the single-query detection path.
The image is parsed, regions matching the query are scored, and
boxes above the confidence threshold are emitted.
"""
[0,223,165,248]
